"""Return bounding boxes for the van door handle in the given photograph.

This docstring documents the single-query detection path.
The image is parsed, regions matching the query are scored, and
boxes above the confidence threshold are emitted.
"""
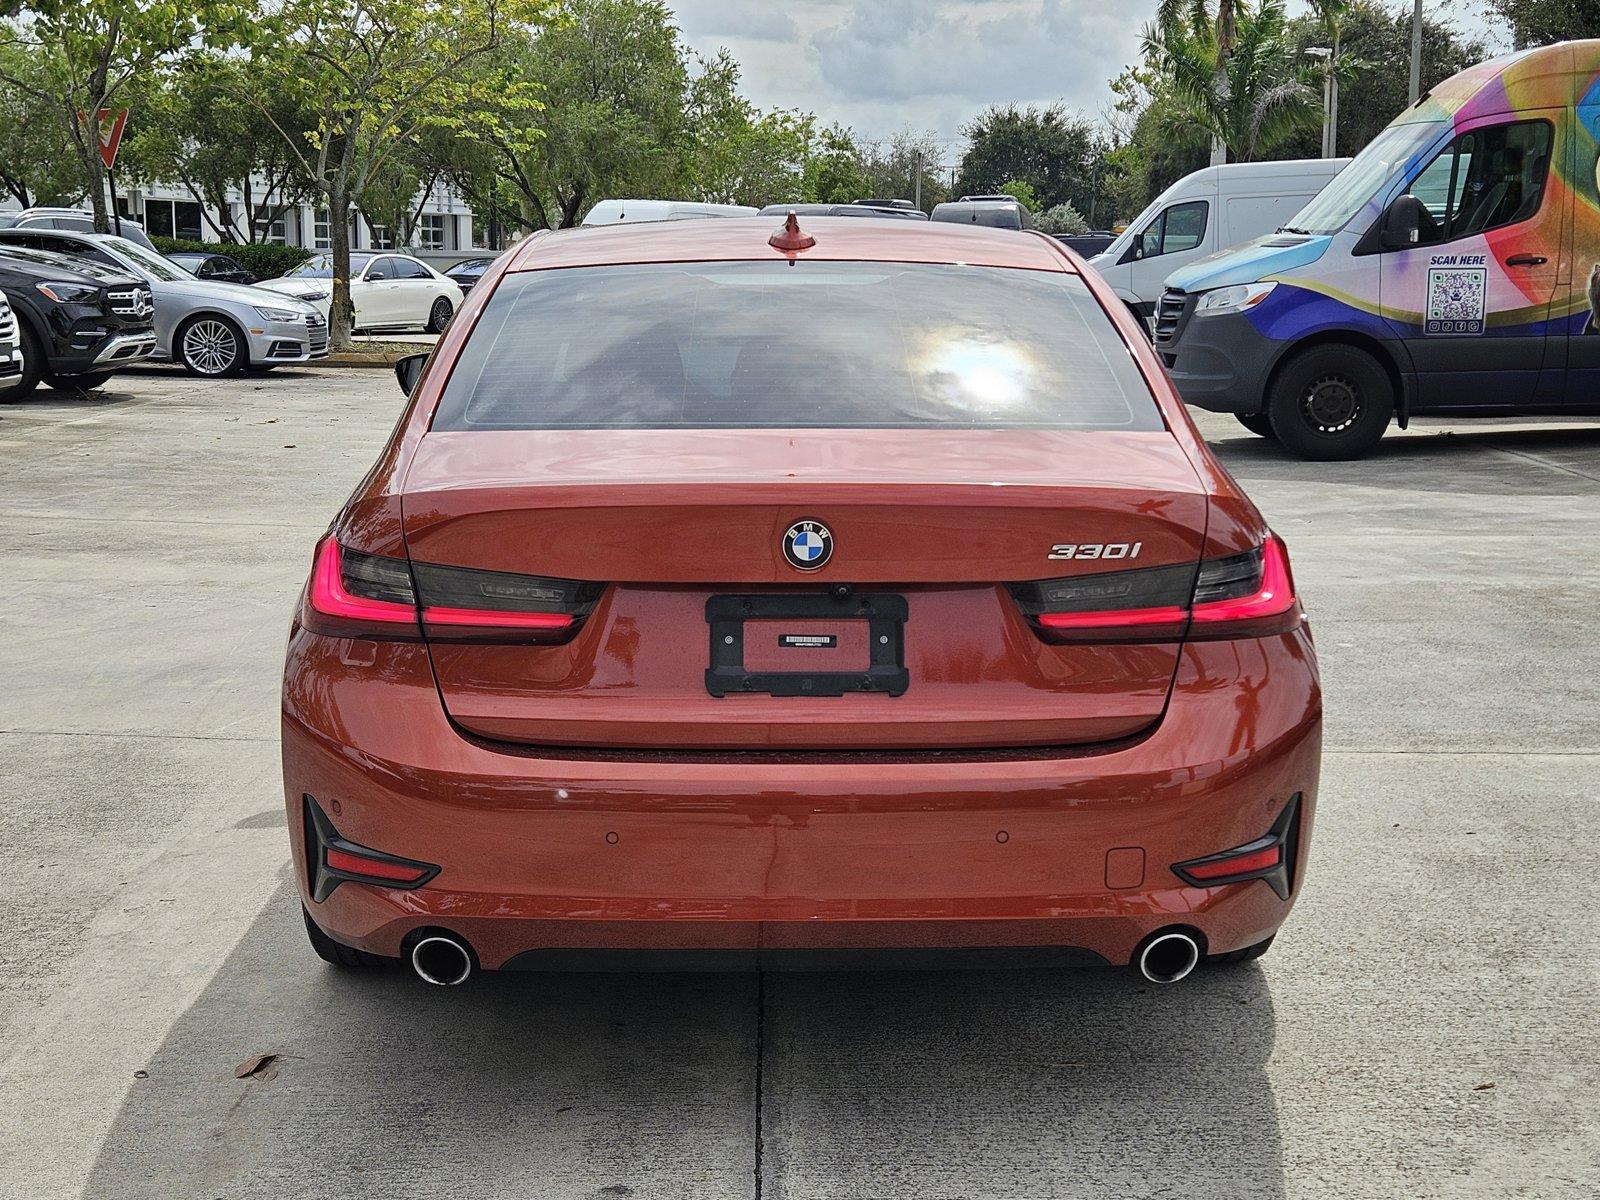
[1505,253,1547,266]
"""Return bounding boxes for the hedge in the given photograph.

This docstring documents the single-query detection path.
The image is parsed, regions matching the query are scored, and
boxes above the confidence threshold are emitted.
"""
[150,236,314,280]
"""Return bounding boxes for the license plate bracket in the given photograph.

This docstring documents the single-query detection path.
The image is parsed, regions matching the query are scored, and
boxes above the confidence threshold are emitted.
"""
[705,593,909,698]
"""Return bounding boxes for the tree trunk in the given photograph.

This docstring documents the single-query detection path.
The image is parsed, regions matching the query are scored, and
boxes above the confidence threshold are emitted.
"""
[74,110,111,232]
[329,186,356,351]
[1211,0,1236,165]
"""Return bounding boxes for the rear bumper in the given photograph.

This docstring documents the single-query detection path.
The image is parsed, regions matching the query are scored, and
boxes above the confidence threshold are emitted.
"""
[283,628,1322,968]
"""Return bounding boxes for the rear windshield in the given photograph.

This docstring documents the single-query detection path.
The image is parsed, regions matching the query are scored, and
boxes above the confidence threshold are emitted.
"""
[432,261,1161,431]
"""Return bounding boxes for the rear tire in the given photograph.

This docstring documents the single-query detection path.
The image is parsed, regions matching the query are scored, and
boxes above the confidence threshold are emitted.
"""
[426,296,454,334]
[1210,934,1275,965]
[1235,412,1276,439]
[302,905,390,969]
[1266,344,1392,461]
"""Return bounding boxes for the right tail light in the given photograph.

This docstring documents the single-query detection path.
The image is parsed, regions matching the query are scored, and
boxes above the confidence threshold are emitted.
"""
[1011,535,1300,643]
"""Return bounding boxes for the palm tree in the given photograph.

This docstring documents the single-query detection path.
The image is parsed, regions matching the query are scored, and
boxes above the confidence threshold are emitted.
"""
[1143,0,1319,164]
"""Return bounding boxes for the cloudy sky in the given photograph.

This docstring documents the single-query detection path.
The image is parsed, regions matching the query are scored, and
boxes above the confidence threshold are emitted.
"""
[670,1,1505,160]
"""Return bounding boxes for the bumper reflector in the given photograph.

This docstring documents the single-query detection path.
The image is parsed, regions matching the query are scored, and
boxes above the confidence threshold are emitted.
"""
[1171,793,1301,900]
[304,795,439,902]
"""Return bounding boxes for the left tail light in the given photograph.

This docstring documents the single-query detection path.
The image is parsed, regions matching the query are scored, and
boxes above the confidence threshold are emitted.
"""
[299,535,600,643]
[1010,534,1300,643]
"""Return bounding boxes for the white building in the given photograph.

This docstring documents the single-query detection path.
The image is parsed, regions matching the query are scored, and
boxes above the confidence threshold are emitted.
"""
[2,175,483,266]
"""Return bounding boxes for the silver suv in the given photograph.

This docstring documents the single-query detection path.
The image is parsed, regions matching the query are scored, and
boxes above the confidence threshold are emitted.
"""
[0,229,327,376]
[0,208,158,251]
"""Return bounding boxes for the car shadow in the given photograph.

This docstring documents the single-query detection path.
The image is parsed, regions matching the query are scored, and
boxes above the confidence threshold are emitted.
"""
[1208,424,1600,496]
[83,883,1283,1199]
[3,385,143,407]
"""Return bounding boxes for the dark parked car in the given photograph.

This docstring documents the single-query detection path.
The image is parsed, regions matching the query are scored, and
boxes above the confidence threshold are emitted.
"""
[931,199,1035,230]
[165,251,258,285]
[756,203,929,221]
[1056,231,1117,258]
[0,244,155,398]
[444,256,498,295]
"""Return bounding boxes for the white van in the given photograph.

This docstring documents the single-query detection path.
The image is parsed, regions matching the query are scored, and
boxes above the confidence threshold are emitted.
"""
[1089,159,1350,326]
[581,199,758,226]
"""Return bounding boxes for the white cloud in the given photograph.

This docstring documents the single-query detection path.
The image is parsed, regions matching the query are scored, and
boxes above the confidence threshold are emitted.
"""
[672,0,801,43]
[669,0,1507,146]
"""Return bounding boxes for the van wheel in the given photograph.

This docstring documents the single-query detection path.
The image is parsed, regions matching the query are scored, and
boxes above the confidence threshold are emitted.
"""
[1235,412,1276,438]
[1267,345,1392,461]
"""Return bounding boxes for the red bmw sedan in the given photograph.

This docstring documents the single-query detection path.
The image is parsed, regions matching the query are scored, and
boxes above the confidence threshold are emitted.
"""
[283,214,1321,987]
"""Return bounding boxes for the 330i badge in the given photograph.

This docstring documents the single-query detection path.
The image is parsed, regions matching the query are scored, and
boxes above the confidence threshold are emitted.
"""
[282,213,1321,988]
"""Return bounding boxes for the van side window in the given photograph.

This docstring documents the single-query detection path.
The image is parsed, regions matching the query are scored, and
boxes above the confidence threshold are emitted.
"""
[1125,200,1209,262]
[1405,120,1553,246]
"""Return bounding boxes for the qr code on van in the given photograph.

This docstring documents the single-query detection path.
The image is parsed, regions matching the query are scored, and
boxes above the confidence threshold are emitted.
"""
[1425,267,1486,335]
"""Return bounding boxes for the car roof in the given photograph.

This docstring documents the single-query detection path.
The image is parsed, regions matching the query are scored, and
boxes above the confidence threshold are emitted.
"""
[506,216,1071,274]
[0,243,135,282]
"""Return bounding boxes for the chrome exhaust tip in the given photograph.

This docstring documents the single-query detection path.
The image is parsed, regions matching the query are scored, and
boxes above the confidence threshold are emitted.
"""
[410,934,474,986]
[1134,930,1202,984]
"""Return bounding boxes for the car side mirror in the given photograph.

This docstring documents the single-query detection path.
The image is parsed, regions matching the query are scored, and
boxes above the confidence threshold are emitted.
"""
[1380,194,1427,250]
[367,269,388,282]
[395,352,428,396]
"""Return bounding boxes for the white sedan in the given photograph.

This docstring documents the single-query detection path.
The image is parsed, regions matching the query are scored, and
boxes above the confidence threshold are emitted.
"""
[256,252,463,334]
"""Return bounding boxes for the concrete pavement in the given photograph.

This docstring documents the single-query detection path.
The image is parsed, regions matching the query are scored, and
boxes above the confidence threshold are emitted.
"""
[0,366,1595,1198]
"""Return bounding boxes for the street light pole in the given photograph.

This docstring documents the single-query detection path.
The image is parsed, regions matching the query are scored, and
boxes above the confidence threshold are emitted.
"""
[1409,0,1423,106]
[1307,46,1333,157]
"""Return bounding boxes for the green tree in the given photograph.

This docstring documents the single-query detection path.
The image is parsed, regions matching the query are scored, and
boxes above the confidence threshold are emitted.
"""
[685,49,811,207]
[1487,0,1600,45]
[0,41,83,207]
[1279,2,1485,159]
[956,103,1103,216]
[246,0,555,348]
[801,123,871,204]
[1035,202,1089,235]
[861,129,948,211]
[1102,65,1209,220]
[125,55,313,243]
[996,179,1039,211]
[0,0,245,230]
[477,0,693,229]
[1142,0,1319,163]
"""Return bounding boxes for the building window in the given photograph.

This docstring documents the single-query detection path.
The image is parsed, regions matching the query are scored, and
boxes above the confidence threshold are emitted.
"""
[368,221,394,250]
[264,212,288,244]
[313,209,331,250]
[145,199,205,241]
[418,213,447,250]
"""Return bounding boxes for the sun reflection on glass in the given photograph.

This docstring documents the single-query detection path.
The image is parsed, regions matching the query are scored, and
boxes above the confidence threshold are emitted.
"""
[920,334,1035,410]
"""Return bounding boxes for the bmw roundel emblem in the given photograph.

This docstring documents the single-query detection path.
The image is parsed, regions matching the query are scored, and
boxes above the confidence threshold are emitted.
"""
[782,519,833,571]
